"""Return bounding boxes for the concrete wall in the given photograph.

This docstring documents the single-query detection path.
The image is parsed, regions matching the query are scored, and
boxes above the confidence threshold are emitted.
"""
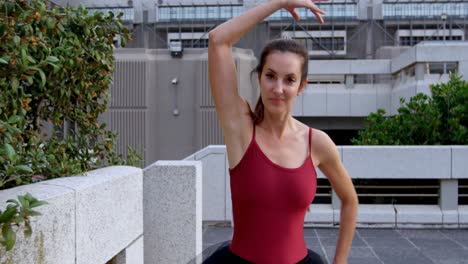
[105,43,468,165]
[106,48,257,166]
[0,162,204,264]
[185,145,468,228]
[0,166,143,264]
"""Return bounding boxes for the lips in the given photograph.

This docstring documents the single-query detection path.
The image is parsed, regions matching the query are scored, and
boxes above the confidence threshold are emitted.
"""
[270,98,284,102]
[270,98,284,105]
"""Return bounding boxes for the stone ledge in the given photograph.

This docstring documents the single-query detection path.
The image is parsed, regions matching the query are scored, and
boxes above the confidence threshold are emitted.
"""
[0,184,75,264]
[395,205,442,228]
[459,205,468,226]
[0,166,143,264]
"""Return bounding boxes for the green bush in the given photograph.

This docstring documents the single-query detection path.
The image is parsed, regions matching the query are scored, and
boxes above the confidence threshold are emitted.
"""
[0,0,141,252]
[0,0,141,191]
[352,73,468,145]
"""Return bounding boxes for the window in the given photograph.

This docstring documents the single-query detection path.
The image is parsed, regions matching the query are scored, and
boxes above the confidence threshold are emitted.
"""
[159,5,242,21]
[428,62,458,75]
[207,6,217,19]
[384,2,468,18]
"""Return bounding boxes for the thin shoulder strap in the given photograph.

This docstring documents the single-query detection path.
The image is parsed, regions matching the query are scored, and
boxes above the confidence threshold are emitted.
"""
[308,127,312,156]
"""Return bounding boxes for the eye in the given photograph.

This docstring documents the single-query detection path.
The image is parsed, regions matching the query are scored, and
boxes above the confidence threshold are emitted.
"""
[287,78,295,83]
[265,73,274,79]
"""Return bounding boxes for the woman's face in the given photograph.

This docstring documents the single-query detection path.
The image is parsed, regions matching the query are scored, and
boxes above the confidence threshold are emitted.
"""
[258,51,306,116]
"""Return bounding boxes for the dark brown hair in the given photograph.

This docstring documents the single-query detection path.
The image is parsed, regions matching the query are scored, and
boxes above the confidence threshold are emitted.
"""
[248,38,309,125]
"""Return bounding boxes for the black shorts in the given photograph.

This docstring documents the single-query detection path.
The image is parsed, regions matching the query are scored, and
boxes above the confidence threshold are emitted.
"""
[202,240,326,264]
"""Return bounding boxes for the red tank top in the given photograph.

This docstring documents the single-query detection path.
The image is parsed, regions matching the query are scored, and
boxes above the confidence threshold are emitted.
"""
[228,125,318,263]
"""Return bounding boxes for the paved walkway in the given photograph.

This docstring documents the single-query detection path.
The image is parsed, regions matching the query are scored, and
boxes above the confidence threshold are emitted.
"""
[203,225,468,264]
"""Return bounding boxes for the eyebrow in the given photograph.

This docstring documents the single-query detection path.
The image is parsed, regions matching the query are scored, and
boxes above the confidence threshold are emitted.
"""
[266,68,297,77]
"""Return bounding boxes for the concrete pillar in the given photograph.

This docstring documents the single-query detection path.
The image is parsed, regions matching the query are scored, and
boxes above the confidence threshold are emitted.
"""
[345,74,354,89]
[415,62,431,95]
[458,60,468,81]
[439,179,458,210]
[143,161,203,264]
[415,63,425,81]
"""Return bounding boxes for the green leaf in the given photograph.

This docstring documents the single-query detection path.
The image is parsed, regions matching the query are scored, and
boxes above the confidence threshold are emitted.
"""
[53,63,61,73]
[4,143,15,160]
[14,215,25,225]
[13,35,20,46]
[47,56,59,63]
[2,224,16,251]
[0,24,6,37]
[16,165,33,173]
[6,199,19,206]
[0,58,7,64]
[38,68,46,87]
[11,77,19,93]
[27,55,36,64]
[0,207,17,223]
[8,115,20,124]
[26,75,33,85]
[18,195,29,209]
[27,210,42,217]
[30,200,48,208]
[24,193,34,201]
[57,23,65,32]
[46,17,55,29]
[21,48,28,65]
[0,56,10,63]
[7,126,21,134]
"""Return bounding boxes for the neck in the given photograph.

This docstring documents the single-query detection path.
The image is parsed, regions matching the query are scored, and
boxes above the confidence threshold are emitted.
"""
[260,112,296,141]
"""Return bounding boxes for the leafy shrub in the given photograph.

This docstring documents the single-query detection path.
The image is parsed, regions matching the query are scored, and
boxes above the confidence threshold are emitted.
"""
[0,0,142,252]
[352,73,468,145]
[0,0,141,191]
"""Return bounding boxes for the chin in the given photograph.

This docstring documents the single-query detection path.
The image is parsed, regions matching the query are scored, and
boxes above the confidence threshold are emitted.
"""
[266,106,287,114]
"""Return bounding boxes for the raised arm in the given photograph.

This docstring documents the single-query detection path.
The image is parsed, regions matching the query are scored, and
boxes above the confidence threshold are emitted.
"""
[208,0,326,129]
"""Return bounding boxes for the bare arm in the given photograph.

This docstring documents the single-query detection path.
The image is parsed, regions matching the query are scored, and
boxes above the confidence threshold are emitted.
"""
[316,130,359,264]
[208,0,284,129]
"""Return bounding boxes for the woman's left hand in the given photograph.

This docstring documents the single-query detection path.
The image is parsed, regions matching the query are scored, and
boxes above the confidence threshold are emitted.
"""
[280,0,329,23]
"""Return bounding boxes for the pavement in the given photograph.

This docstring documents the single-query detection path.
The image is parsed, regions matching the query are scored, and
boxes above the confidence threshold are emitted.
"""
[202,225,468,264]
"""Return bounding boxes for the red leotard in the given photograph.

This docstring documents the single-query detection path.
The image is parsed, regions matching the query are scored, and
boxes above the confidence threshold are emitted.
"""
[228,125,318,263]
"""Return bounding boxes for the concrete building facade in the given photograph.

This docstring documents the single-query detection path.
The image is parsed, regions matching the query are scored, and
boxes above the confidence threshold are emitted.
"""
[51,0,468,164]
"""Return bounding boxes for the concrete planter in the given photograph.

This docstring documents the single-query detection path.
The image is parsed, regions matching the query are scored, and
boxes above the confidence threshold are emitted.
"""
[0,166,143,264]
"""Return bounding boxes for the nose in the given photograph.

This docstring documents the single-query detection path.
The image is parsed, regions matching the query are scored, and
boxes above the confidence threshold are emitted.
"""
[272,80,284,95]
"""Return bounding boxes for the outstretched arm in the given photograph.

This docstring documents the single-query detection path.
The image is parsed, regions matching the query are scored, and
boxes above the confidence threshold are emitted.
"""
[208,0,326,129]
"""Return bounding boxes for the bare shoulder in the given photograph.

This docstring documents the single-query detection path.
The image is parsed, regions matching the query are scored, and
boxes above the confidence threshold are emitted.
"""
[311,128,339,168]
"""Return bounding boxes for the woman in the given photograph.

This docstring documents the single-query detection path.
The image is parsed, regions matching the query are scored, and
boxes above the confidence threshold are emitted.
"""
[205,0,358,263]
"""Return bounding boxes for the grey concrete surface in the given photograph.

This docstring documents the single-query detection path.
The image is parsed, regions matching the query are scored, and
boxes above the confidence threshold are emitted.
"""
[202,225,468,264]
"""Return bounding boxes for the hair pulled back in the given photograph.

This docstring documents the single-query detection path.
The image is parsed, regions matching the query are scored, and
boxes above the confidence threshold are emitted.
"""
[248,38,309,125]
